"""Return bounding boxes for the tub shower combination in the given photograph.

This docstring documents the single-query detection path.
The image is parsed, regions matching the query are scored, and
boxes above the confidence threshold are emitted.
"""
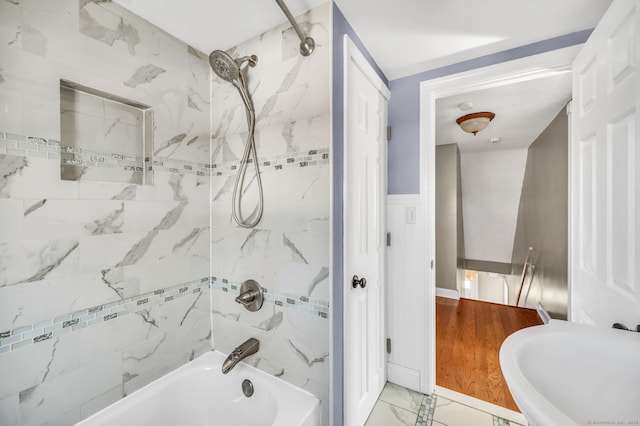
[79,280,320,425]
[77,350,320,426]
[76,1,322,425]
[78,281,320,425]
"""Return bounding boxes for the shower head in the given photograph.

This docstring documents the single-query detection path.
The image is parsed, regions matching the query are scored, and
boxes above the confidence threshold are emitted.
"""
[209,50,258,83]
[209,50,239,83]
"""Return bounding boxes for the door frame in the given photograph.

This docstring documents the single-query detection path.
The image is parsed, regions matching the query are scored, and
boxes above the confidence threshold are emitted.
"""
[418,45,580,394]
[343,34,391,424]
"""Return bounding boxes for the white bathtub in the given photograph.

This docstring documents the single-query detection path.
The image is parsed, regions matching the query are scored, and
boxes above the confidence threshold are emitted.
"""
[77,350,320,426]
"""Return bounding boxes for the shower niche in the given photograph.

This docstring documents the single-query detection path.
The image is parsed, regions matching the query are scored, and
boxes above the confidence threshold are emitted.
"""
[59,80,153,185]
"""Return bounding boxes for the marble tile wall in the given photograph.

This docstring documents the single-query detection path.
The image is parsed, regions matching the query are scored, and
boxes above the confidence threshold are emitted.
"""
[209,2,331,424]
[0,0,211,425]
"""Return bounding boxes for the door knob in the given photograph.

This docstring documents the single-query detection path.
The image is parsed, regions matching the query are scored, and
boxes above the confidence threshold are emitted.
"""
[352,275,367,289]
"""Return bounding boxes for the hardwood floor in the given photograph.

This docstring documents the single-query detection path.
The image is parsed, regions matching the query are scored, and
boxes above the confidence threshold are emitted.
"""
[435,296,543,412]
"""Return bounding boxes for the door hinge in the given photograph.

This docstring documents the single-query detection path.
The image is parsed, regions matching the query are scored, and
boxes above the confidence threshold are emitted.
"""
[386,232,391,247]
[386,338,391,354]
[386,126,391,141]
[431,260,434,269]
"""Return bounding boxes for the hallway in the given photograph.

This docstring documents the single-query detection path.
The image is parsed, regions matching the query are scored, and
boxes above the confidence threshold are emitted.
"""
[435,296,543,411]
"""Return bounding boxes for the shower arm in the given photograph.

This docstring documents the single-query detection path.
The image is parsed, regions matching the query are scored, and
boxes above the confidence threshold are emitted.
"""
[274,0,315,56]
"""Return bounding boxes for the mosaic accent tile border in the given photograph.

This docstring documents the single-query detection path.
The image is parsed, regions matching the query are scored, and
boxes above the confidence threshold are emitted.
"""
[210,276,330,319]
[0,132,62,160]
[0,275,329,355]
[0,131,207,177]
[210,148,330,176]
[0,132,330,178]
[60,145,149,172]
[415,394,437,426]
[0,277,210,355]
[152,158,209,176]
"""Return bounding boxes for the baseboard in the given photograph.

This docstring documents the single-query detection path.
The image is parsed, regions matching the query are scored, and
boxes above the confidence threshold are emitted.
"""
[387,363,420,393]
[536,302,551,324]
[435,287,460,300]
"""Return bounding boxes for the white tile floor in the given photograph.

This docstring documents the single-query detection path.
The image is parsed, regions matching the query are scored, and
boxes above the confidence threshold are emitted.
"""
[365,382,526,426]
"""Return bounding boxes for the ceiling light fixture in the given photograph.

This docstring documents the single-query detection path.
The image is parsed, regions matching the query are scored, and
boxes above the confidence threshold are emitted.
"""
[456,112,495,136]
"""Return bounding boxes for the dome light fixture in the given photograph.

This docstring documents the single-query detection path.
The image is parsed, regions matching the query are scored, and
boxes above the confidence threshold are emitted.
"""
[456,111,495,136]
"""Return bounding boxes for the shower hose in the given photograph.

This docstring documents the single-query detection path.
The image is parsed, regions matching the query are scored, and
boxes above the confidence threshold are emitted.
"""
[231,74,263,228]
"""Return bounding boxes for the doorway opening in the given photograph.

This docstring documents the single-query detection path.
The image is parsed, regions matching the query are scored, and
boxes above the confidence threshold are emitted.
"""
[433,72,570,409]
[419,46,580,407]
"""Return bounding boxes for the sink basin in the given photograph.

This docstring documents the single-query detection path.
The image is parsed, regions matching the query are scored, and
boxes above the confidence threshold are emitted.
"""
[500,320,640,425]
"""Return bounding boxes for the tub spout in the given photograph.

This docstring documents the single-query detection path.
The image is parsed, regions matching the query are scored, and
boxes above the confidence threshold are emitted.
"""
[222,338,260,374]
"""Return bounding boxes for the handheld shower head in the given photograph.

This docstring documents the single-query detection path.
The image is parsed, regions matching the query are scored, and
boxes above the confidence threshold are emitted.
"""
[209,48,263,228]
[209,51,258,83]
[209,50,240,83]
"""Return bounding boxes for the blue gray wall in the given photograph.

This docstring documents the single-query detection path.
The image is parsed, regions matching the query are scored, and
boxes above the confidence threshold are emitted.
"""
[388,30,592,194]
[331,4,388,425]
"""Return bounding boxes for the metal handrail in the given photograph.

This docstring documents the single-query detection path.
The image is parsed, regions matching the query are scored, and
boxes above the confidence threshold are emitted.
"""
[515,247,534,306]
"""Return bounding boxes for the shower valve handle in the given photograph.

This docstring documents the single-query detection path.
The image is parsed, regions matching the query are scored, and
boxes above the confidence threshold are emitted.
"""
[352,275,367,289]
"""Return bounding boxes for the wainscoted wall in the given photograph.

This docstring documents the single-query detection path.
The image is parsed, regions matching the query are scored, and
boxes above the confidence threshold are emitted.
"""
[386,194,424,391]
[209,3,331,424]
[0,1,211,424]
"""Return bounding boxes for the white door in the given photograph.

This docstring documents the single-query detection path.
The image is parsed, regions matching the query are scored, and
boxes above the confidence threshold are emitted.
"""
[571,0,640,327]
[344,35,390,426]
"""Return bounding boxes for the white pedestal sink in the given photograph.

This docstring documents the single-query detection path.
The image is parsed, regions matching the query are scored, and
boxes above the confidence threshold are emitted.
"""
[500,320,640,426]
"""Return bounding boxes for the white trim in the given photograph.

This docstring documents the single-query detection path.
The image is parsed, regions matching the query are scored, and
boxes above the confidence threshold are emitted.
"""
[387,363,420,391]
[344,36,391,100]
[435,287,460,300]
[435,386,527,425]
[387,194,420,205]
[419,45,580,395]
[566,99,574,323]
[343,33,390,425]
[328,3,334,425]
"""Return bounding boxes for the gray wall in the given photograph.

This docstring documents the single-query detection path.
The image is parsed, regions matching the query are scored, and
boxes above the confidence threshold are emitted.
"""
[436,144,464,291]
[511,107,568,319]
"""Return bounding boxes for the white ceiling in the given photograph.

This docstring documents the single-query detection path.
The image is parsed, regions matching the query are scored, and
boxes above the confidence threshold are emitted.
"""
[334,0,612,80]
[113,0,612,80]
[436,73,573,153]
[111,0,326,55]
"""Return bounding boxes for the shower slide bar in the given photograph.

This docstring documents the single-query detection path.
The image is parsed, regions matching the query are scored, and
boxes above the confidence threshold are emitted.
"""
[274,0,315,56]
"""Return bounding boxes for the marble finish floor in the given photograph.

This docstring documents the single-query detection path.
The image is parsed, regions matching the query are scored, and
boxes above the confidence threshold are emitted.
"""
[365,382,526,426]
